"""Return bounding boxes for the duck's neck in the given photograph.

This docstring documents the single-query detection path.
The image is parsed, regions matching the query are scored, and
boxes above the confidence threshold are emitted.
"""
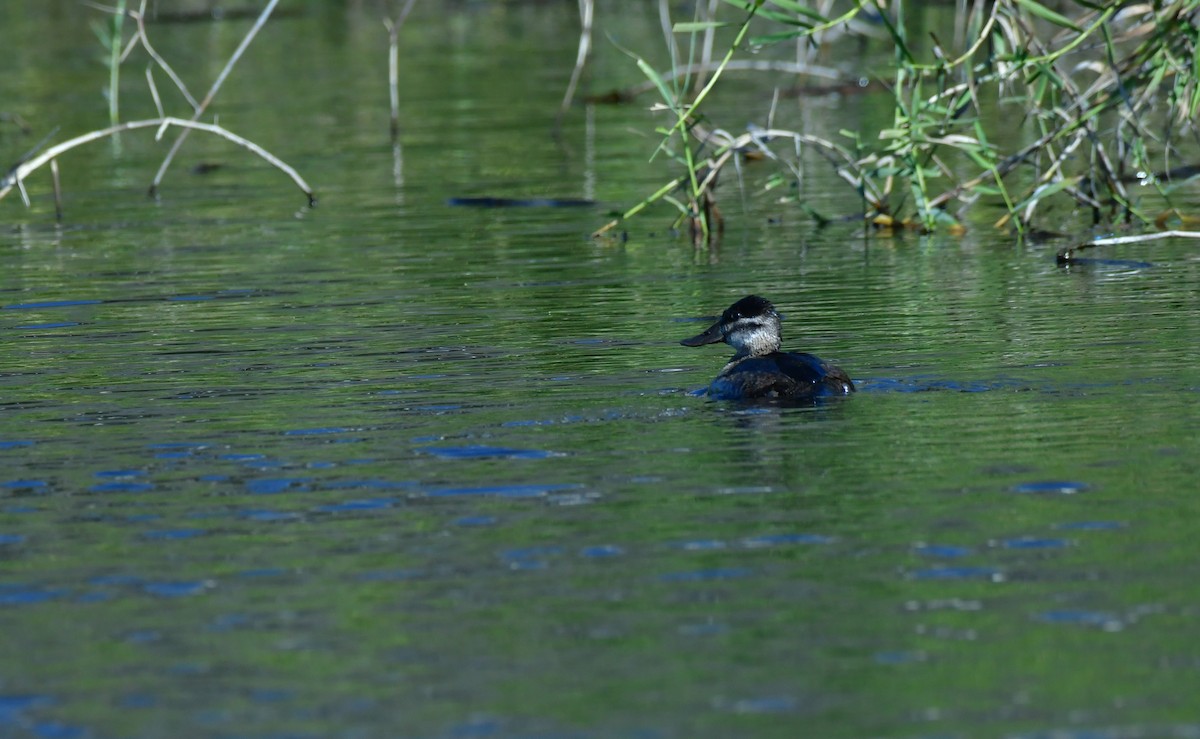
[727,328,781,360]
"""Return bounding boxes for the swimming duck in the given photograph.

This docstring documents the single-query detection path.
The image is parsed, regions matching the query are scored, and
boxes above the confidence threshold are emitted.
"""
[680,295,855,400]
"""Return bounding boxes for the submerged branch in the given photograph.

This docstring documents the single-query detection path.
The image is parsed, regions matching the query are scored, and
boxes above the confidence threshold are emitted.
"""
[0,117,314,205]
[148,0,281,196]
[1057,229,1200,264]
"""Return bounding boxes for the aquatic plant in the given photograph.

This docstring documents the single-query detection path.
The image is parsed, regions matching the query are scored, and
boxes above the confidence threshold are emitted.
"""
[585,0,1200,237]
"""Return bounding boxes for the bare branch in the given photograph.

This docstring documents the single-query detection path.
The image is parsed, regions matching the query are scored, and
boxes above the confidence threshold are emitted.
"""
[149,0,282,195]
[0,117,314,205]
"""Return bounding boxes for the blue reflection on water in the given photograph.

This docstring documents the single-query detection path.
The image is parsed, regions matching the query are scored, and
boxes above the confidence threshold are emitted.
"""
[142,529,206,540]
[3,300,102,309]
[580,544,624,558]
[1010,480,1091,494]
[15,322,79,329]
[914,543,972,558]
[742,533,834,547]
[1036,610,1121,628]
[246,478,311,494]
[0,585,63,605]
[90,482,154,493]
[659,567,753,582]
[142,581,209,597]
[419,445,558,459]
[910,566,1001,581]
[426,483,579,498]
[239,510,302,522]
[1054,521,1125,530]
[1,479,46,489]
[1000,537,1070,550]
[313,498,396,512]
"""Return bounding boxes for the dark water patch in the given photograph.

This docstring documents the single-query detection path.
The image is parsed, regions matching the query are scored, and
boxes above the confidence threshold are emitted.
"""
[913,543,972,558]
[1035,610,1123,629]
[874,650,927,665]
[659,567,754,582]
[312,497,396,513]
[2,479,47,490]
[238,509,302,522]
[3,300,103,310]
[678,622,729,636]
[246,478,311,495]
[0,694,54,720]
[1010,480,1092,495]
[501,546,563,562]
[418,445,559,460]
[0,440,35,450]
[909,566,1003,581]
[741,533,835,547]
[579,544,624,558]
[14,322,80,329]
[447,196,596,208]
[858,376,1038,393]
[0,534,27,544]
[142,581,211,597]
[236,568,289,578]
[89,481,154,493]
[90,575,144,587]
[499,546,562,571]
[209,614,253,632]
[411,404,464,414]
[675,539,727,551]
[359,569,423,581]
[978,463,1040,476]
[0,584,64,605]
[119,693,156,708]
[249,689,293,704]
[719,695,797,714]
[284,426,356,436]
[423,483,581,498]
[997,537,1071,550]
[30,720,89,739]
[141,528,207,540]
[1059,257,1156,269]
[95,469,144,478]
[321,479,414,490]
[1054,521,1125,531]
[149,443,208,459]
[444,716,504,737]
[454,515,497,527]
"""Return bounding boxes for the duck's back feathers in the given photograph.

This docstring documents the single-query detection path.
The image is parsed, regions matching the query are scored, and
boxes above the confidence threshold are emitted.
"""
[708,351,855,400]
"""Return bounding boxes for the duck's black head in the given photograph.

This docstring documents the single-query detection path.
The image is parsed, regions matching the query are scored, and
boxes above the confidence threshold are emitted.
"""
[680,295,782,357]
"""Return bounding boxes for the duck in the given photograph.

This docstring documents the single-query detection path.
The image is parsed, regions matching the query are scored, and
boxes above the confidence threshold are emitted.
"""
[680,295,855,400]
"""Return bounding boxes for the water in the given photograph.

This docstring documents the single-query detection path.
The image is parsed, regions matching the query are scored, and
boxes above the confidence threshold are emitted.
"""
[3,3,1200,738]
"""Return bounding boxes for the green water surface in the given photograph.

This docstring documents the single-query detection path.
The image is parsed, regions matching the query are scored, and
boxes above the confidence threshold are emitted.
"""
[2,3,1200,738]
